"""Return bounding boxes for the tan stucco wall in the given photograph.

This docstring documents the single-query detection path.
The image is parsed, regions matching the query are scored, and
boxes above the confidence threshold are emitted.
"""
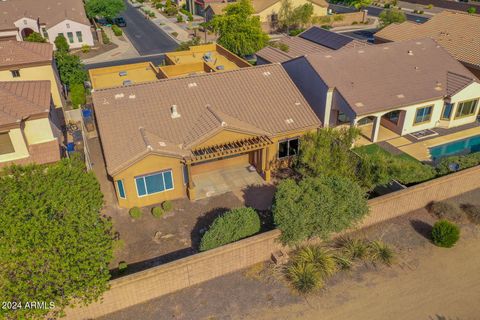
[255,0,327,23]
[113,154,187,208]
[447,82,480,128]
[0,128,29,163]
[0,64,63,108]
[191,153,250,175]
[23,118,56,145]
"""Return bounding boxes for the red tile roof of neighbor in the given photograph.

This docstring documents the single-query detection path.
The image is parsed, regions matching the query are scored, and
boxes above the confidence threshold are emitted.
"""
[0,41,53,70]
[286,38,479,116]
[0,81,51,127]
[92,64,321,175]
[374,11,480,70]
[0,0,90,30]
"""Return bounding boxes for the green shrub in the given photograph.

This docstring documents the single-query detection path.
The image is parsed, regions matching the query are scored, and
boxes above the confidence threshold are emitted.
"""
[54,34,69,52]
[70,83,86,109]
[155,3,164,9]
[151,206,164,218]
[286,261,321,293]
[337,236,369,260]
[431,220,460,248]
[429,201,464,222]
[295,246,337,278]
[177,14,184,22]
[171,31,178,38]
[161,200,173,212]
[118,261,128,273]
[367,241,395,266]
[436,152,480,175]
[288,29,305,36]
[462,204,480,225]
[101,29,110,44]
[129,207,142,219]
[199,207,261,251]
[180,9,193,21]
[467,7,477,14]
[425,4,433,9]
[149,11,156,18]
[25,32,47,43]
[269,41,289,52]
[112,24,123,36]
[333,14,344,21]
[81,44,90,53]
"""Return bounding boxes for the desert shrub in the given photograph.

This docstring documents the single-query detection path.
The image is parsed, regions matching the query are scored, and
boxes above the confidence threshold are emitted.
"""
[431,220,460,248]
[295,246,337,278]
[70,83,86,109]
[149,11,156,18]
[288,28,305,36]
[426,4,433,8]
[171,31,178,38]
[200,207,261,251]
[161,200,173,212]
[112,24,123,36]
[429,201,464,222]
[269,41,289,52]
[367,241,395,266]
[177,14,184,22]
[118,261,128,273]
[151,206,164,218]
[436,152,480,176]
[81,44,90,53]
[461,204,480,225]
[336,237,369,260]
[286,261,321,293]
[180,8,193,21]
[129,207,142,219]
[333,14,344,21]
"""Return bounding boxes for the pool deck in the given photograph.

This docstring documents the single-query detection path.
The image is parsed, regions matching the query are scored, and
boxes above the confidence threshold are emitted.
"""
[387,124,480,162]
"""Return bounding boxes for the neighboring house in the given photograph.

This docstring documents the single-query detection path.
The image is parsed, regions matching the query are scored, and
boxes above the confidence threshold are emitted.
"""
[92,64,320,208]
[0,41,64,108]
[202,0,328,27]
[282,38,480,143]
[374,11,480,78]
[0,0,94,49]
[0,81,61,168]
[256,26,369,64]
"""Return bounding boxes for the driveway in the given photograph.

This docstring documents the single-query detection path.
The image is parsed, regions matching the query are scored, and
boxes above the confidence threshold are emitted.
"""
[121,0,178,55]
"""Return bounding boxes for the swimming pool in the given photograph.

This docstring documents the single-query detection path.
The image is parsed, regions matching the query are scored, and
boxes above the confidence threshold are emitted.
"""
[430,135,480,160]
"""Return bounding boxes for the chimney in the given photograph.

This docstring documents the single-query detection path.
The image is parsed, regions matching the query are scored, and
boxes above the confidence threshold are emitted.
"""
[171,105,181,119]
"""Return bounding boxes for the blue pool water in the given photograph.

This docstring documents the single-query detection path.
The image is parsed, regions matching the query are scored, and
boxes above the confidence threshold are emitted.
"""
[430,135,480,160]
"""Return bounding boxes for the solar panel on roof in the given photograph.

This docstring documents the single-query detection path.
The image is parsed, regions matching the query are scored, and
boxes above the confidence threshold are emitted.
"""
[299,27,354,50]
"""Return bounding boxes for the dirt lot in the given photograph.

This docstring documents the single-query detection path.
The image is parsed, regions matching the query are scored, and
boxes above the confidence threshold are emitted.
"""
[99,189,480,320]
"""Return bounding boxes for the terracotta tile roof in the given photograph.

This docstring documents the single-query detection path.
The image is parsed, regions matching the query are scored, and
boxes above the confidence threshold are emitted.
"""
[374,11,480,69]
[0,81,51,126]
[290,38,479,116]
[256,26,368,63]
[92,64,321,175]
[0,0,90,30]
[0,41,53,70]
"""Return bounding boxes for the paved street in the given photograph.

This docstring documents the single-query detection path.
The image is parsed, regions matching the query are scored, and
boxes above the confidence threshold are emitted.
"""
[330,4,429,23]
[121,0,178,55]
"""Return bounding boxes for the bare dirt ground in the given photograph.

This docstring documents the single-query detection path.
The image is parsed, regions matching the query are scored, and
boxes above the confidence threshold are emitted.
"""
[99,189,480,320]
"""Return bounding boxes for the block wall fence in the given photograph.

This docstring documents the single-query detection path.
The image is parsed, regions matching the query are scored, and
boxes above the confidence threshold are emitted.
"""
[66,165,480,319]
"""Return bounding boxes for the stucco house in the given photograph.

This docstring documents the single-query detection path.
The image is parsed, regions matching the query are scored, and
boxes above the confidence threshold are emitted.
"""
[0,0,94,49]
[0,81,61,168]
[0,41,64,108]
[203,0,328,29]
[282,38,480,143]
[92,64,321,208]
[374,11,480,79]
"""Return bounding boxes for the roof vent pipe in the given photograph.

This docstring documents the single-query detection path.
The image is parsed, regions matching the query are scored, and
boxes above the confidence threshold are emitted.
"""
[171,105,181,119]
[407,50,414,56]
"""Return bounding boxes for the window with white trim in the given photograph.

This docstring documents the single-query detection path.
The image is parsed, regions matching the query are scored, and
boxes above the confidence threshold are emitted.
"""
[116,180,126,199]
[135,170,174,197]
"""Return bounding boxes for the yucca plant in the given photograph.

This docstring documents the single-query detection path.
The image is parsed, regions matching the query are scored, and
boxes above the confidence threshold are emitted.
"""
[368,240,395,266]
[336,236,369,261]
[333,254,353,270]
[286,261,322,294]
[295,245,338,278]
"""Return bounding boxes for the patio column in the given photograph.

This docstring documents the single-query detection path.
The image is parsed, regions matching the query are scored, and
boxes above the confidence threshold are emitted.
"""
[371,116,381,142]
[185,161,196,200]
[263,147,271,182]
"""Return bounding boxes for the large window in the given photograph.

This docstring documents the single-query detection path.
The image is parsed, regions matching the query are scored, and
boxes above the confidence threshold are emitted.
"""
[441,103,453,120]
[455,99,478,119]
[76,31,83,42]
[67,32,74,43]
[278,138,299,159]
[135,170,174,197]
[10,70,20,78]
[116,180,126,199]
[414,105,433,125]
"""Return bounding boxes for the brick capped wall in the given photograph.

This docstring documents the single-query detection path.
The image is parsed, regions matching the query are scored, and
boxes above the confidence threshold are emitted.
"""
[65,165,480,320]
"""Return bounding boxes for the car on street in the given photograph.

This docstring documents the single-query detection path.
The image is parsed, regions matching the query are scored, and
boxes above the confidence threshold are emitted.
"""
[115,17,127,27]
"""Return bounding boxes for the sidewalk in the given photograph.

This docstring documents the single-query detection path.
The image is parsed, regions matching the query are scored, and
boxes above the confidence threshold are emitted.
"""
[137,1,190,42]
[83,27,140,64]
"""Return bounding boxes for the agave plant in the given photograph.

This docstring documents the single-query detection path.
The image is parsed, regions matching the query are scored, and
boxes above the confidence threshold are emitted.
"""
[368,240,395,266]
[286,261,322,294]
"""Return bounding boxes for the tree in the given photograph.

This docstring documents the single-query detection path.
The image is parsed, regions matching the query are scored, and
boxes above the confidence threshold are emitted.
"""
[25,32,47,43]
[55,52,87,87]
[278,0,314,31]
[0,157,114,319]
[200,207,261,251]
[208,0,269,56]
[352,0,372,10]
[379,8,406,27]
[292,3,314,28]
[273,175,369,245]
[85,0,126,19]
[70,83,86,108]
[54,34,69,53]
